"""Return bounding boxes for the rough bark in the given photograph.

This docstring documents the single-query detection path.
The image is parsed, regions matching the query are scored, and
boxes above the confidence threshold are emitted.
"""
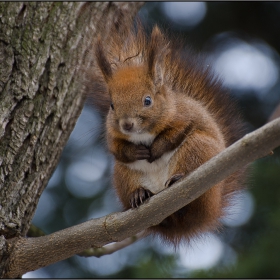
[0,1,144,277]
[2,116,280,278]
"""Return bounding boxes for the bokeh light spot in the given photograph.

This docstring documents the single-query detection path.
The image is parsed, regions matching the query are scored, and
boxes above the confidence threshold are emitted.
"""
[179,234,223,270]
[222,191,255,227]
[209,36,279,94]
[161,2,207,28]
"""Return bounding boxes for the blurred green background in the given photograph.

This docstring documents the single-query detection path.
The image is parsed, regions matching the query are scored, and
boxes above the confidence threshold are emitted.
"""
[24,2,280,278]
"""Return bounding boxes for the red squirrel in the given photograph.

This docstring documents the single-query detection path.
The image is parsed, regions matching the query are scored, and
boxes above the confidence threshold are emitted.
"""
[87,16,246,245]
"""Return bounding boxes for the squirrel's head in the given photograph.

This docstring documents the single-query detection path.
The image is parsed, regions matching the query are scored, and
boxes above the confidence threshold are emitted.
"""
[106,66,169,137]
[95,26,173,140]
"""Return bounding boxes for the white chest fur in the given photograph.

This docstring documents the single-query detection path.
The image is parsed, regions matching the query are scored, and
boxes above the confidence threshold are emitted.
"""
[127,131,177,194]
[128,132,155,146]
[127,150,175,194]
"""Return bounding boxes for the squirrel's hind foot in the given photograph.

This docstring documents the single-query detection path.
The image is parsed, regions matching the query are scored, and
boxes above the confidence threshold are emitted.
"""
[129,187,154,208]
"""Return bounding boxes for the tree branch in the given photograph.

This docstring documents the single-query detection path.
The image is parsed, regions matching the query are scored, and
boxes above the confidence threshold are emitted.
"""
[77,231,146,258]
[3,117,280,278]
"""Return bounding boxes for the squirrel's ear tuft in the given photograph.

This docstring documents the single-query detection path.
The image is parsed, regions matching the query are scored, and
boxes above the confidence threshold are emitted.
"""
[147,26,166,87]
[95,36,113,82]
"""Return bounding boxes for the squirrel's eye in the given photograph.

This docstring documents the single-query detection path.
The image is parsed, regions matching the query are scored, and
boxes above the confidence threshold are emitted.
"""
[144,96,152,107]
[111,103,114,110]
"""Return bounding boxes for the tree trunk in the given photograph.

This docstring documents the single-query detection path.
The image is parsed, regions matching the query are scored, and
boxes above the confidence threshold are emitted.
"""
[0,2,143,277]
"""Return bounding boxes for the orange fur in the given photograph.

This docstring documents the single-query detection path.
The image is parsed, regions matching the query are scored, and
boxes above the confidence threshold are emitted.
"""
[87,15,246,245]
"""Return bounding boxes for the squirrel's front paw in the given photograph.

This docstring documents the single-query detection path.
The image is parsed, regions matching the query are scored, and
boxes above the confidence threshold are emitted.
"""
[134,145,151,161]
[129,187,154,208]
[148,146,163,163]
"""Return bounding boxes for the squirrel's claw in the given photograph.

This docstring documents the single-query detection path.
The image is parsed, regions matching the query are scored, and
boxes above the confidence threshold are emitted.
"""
[165,173,184,188]
[129,187,154,208]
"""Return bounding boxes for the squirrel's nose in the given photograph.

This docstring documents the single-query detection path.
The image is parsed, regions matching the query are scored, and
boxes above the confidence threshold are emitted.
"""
[122,121,134,131]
